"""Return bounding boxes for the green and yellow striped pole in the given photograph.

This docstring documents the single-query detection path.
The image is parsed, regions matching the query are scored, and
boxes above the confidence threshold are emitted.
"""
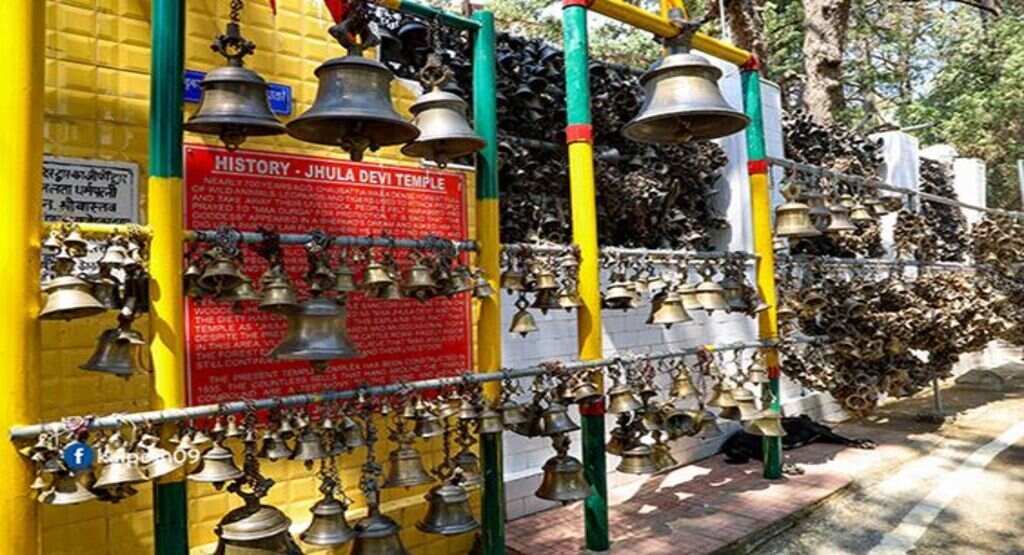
[562,1,610,550]
[472,10,506,555]
[0,1,43,553]
[149,0,190,552]
[740,59,783,480]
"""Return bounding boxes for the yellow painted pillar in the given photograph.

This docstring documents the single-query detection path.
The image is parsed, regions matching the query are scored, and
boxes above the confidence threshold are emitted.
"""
[0,1,43,553]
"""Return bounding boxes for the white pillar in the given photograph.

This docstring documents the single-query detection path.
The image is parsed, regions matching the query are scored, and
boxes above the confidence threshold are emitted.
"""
[872,131,921,252]
[952,158,987,226]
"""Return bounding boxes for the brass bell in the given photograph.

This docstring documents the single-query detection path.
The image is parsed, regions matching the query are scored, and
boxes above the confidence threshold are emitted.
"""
[648,290,691,328]
[189,441,243,487]
[417,474,480,536]
[382,440,434,489]
[557,288,582,312]
[138,434,183,480]
[80,326,147,378]
[334,263,358,294]
[540,402,580,436]
[300,493,356,547]
[775,200,821,238]
[652,435,679,471]
[623,13,749,143]
[287,25,419,161]
[535,454,591,504]
[214,501,303,554]
[744,409,786,437]
[500,400,530,428]
[350,512,409,555]
[696,278,729,314]
[472,271,495,299]
[509,305,539,337]
[603,280,635,309]
[825,203,857,233]
[849,200,874,224]
[413,410,445,439]
[257,274,298,313]
[532,269,559,292]
[362,261,393,292]
[607,425,629,456]
[530,290,562,315]
[617,444,658,475]
[100,243,128,268]
[478,406,505,435]
[670,369,695,399]
[402,61,485,167]
[40,275,106,320]
[220,275,261,308]
[291,428,328,467]
[776,298,798,321]
[402,260,438,300]
[707,386,737,410]
[199,251,245,294]
[185,20,285,150]
[720,276,749,313]
[259,430,294,461]
[500,269,525,293]
[453,449,483,488]
[659,405,698,439]
[572,377,602,406]
[606,383,642,415]
[94,444,148,490]
[340,416,365,449]
[677,281,703,312]
[39,472,97,506]
[90,276,121,310]
[376,282,404,301]
[270,297,359,367]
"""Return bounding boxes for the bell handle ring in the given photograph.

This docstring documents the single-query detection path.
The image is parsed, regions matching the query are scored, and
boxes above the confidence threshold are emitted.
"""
[328,1,381,59]
[213,0,256,67]
[663,9,714,54]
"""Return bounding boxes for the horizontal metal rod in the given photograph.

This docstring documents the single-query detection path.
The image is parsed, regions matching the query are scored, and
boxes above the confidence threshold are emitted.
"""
[186,229,478,252]
[393,0,481,31]
[8,338,820,440]
[42,222,152,238]
[767,157,1024,220]
[778,254,984,271]
[502,242,579,255]
[502,243,758,261]
[498,134,622,161]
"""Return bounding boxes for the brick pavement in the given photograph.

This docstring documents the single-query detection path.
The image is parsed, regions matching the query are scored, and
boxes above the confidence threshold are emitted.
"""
[505,441,860,555]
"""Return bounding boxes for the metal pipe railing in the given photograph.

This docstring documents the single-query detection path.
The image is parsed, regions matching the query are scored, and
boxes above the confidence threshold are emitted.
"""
[768,157,1024,221]
[9,338,822,441]
[501,243,759,261]
[777,254,984,271]
[186,229,479,252]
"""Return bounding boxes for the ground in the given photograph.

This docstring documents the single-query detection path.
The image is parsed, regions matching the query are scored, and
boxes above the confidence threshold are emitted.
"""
[505,367,1024,555]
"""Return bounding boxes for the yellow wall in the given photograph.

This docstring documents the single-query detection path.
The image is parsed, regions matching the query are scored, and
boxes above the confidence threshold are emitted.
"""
[41,1,478,553]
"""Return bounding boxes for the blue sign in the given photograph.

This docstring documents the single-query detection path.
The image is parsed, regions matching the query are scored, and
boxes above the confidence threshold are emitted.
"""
[62,441,95,472]
[184,69,293,116]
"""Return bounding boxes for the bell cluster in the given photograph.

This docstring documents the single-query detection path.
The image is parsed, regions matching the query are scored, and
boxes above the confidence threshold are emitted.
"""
[184,229,489,370]
[601,251,767,326]
[916,158,970,262]
[40,224,151,379]
[776,257,1018,414]
[502,245,582,337]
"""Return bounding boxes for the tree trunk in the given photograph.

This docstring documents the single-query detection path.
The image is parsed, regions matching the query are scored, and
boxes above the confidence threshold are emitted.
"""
[724,0,770,72]
[801,0,852,125]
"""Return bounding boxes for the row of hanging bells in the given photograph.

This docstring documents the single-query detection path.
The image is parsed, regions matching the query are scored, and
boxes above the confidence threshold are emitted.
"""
[186,0,483,166]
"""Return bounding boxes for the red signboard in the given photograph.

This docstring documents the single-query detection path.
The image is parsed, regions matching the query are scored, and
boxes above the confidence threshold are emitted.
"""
[183,145,471,405]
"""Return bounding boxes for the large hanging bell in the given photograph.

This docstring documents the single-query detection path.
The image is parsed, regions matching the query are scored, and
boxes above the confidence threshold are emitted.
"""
[382,441,434,489]
[300,494,356,547]
[417,477,480,536]
[617,444,658,475]
[775,200,821,238]
[39,472,97,506]
[269,297,359,367]
[535,454,592,504]
[80,326,147,378]
[287,26,419,161]
[213,501,303,555]
[40,275,106,321]
[623,19,749,143]
[185,24,285,150]
[189,441,244,487]
[350,512,409,555]
[402,82,485,167]
[540,402,580,436]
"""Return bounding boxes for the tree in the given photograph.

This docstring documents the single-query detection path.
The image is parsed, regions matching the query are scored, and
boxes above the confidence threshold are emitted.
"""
[800,0,852,124]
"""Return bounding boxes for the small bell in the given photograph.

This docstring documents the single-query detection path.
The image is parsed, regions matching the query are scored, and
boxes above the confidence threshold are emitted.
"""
[382,440,434,489]
[775,200,821,238]
[413,410,445,439]
[622,12,749,143]
[651,434,679,471]
[300,493,356,547]
[350,512,410,555]
[39,472,97,506]
[93,444,148,491]
[189,441,243,487]
[90,276,121,310]
[62,227,89,254]
[402,260,438,300]
[535,454,591,504]
[532,269,559,292]
[334,263,358,294]
[744,409,786,437]
[258,429,294,462]
[417,473,480,536]
[670,369,695,399]
[557,288,582,312]
[341,417,366,449]
[138,434,184,480]
[572,377,602,406]
[616,444,658,475]
[500,400,530,428]
[269,297,359,367]
[509,302,539,337]
[500,269,525,293]
[291,428,328,468]
[678,282,703,312]
[220,275,261,309]
[199,251,244,294]
[453,449,483,488]
[40,275,106,321]
[478,406,505,435]
[648,290,691,328]
[825,203,857,233]
[472,271,495,299]
[695,278,729,314]
[602,280,635,309]
[849,201,874,224]
[259,273,300,314]
[606,383,642,415]
[540,402,580,436]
